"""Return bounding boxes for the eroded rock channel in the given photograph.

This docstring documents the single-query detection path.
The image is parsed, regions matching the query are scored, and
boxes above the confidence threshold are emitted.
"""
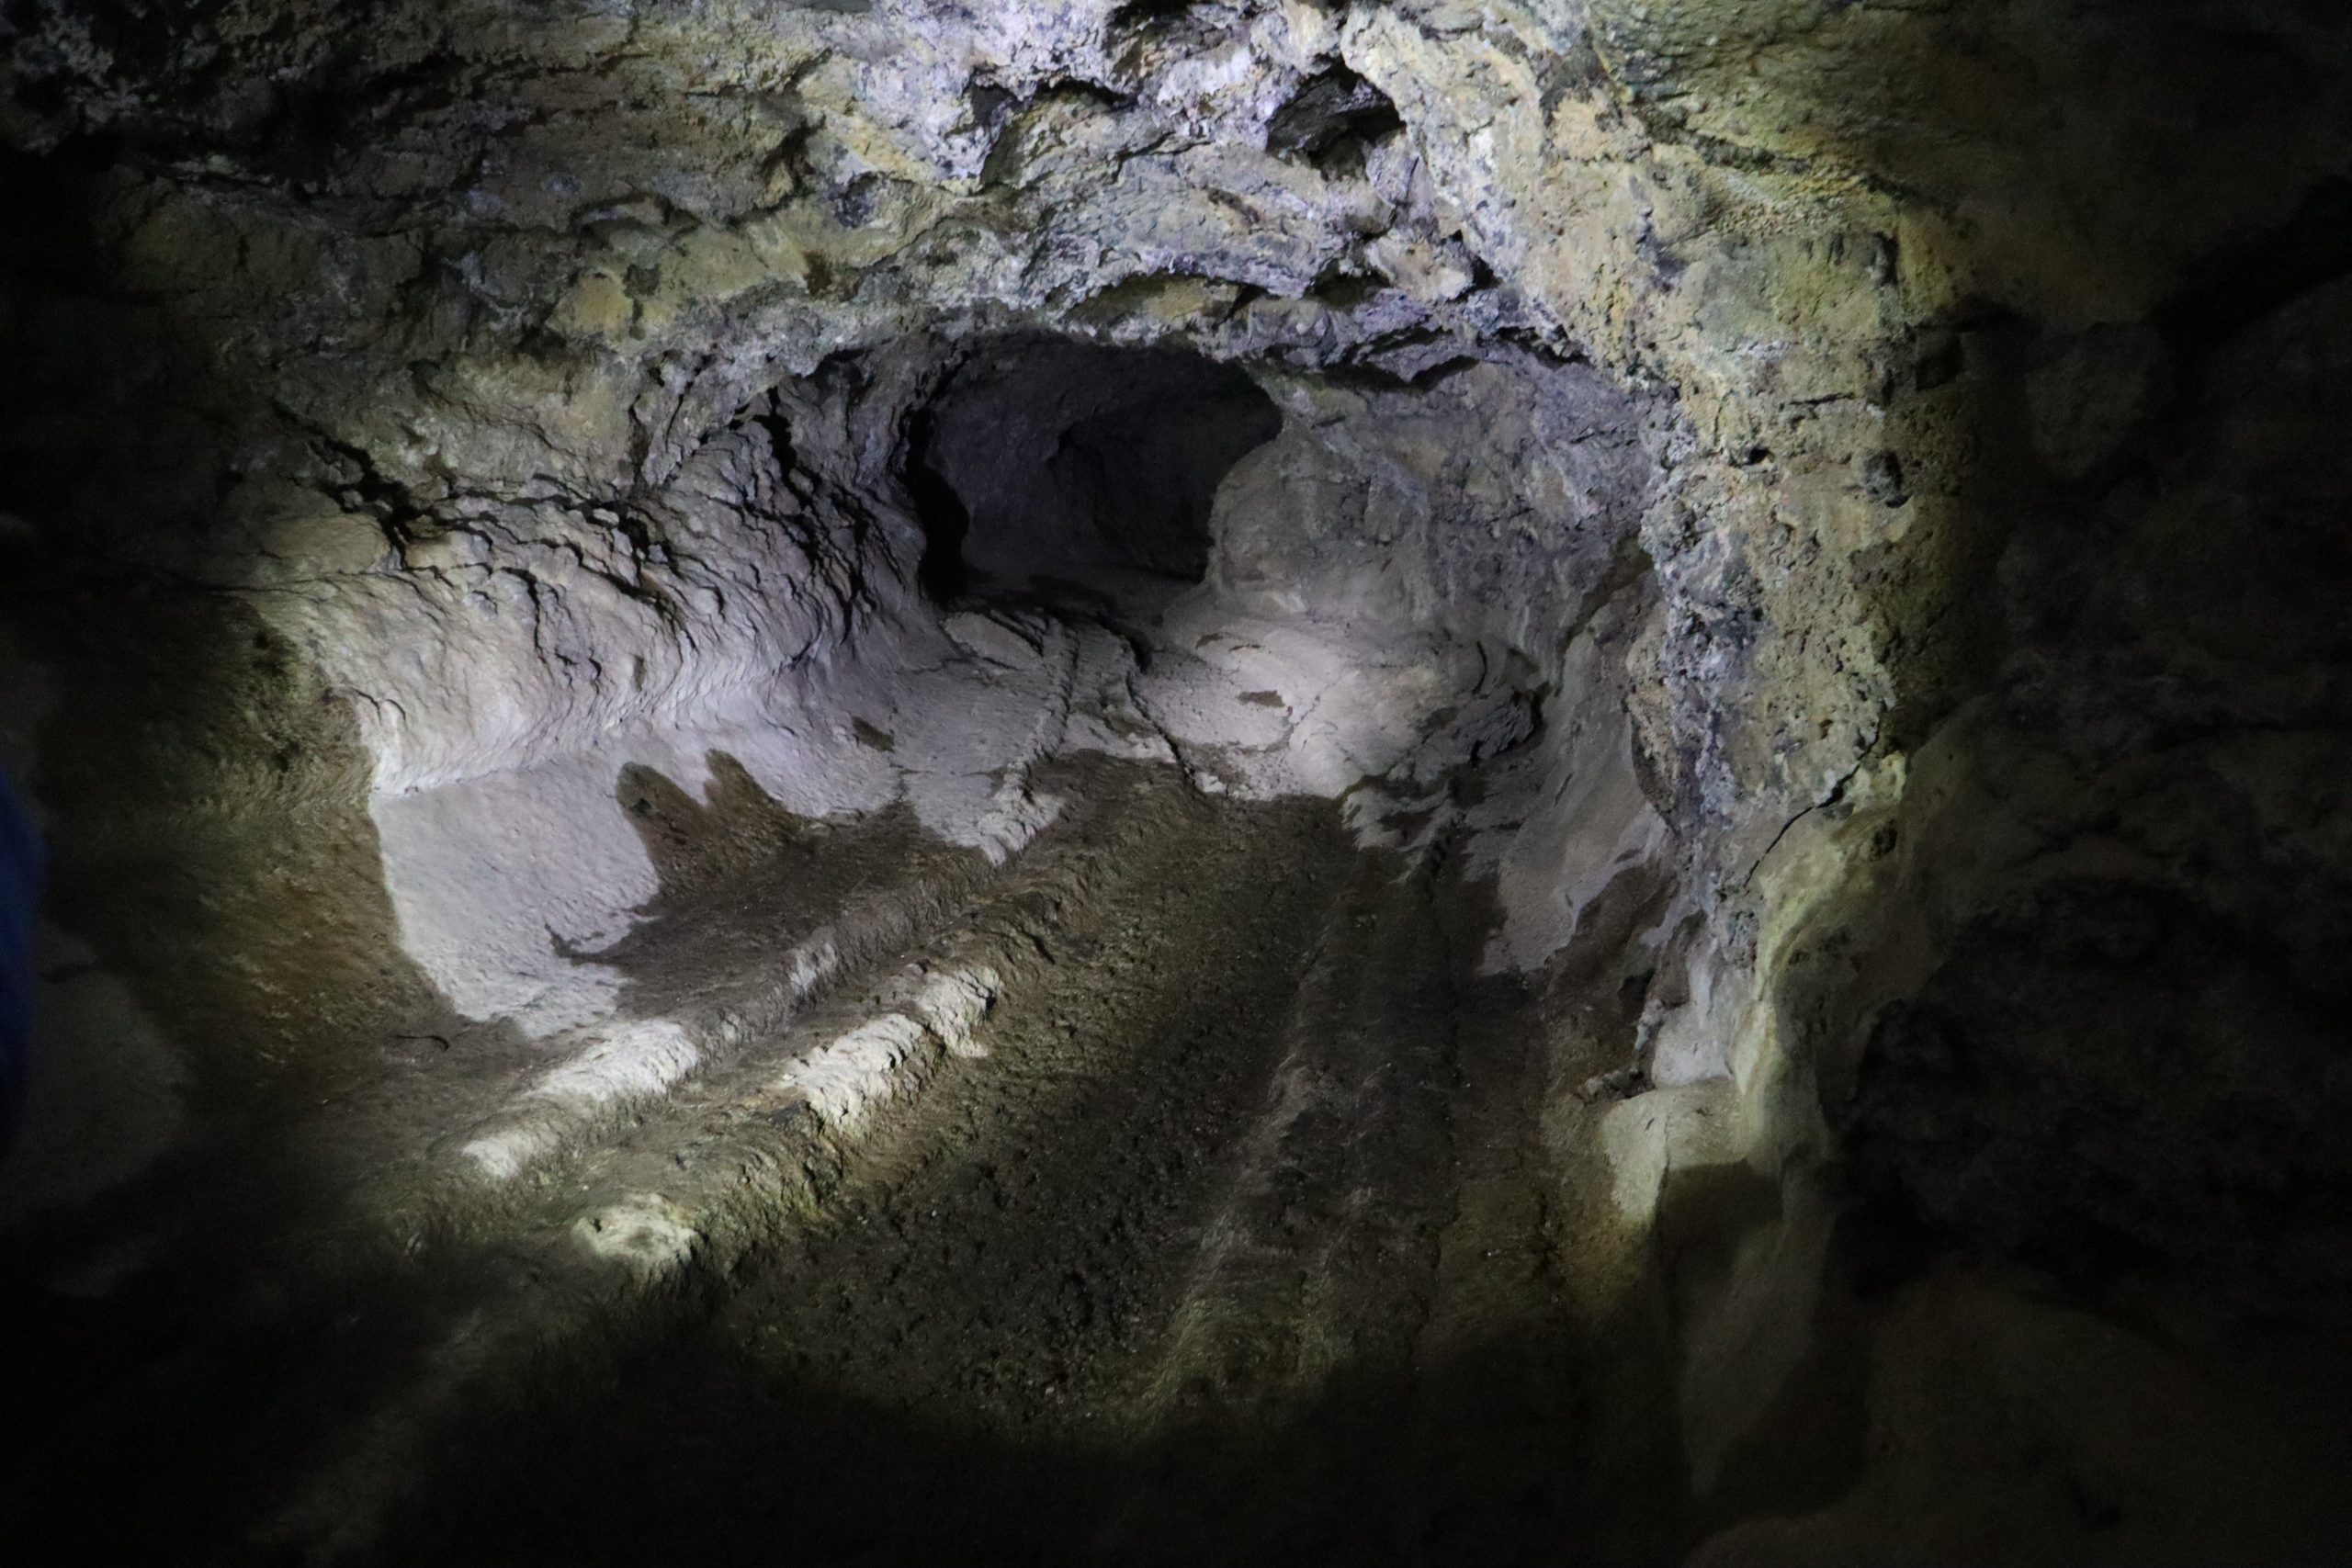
[4,2,2351,1563]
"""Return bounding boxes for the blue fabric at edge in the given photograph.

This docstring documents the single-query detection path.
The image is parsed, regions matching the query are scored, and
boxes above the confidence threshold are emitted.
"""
[0,767,42,1152]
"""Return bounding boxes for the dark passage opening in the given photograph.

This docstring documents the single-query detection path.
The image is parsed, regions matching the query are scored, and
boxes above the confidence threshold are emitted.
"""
[906,335,1282,601]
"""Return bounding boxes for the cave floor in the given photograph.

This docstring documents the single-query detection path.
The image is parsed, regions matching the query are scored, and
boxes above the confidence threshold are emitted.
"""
[11,579,2342,1566]
[381,759,1670,1568]
[0,749,1679,1566]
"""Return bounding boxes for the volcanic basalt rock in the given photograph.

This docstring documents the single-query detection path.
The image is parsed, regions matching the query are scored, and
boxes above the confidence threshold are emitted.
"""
[2,2,2348,1562]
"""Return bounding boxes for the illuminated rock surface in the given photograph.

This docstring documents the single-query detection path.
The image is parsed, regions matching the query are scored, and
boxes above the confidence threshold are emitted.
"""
[1,1,2348,1562]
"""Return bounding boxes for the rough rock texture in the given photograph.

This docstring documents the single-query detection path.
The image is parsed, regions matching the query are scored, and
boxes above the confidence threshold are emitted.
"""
[2,0,2349,1562]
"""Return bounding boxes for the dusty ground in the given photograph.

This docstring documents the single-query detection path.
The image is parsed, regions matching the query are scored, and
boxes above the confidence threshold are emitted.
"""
[370,758,1678,1568]
[0,605,1684,1568]
[9,571,2347,1568]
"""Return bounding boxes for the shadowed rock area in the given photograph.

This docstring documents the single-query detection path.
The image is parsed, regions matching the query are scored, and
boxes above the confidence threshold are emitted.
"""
[1,1,2348,1563]
[912,335,1283,593]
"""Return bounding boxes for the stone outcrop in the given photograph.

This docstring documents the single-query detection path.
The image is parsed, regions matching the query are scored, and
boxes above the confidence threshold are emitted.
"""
[2,0,2347,1561]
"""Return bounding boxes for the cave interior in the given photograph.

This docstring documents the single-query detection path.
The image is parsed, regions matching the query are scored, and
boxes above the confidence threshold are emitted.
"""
[1,1,2350,1564]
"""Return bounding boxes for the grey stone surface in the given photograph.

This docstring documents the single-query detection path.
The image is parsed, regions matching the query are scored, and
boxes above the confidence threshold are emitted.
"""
[2,1,2348,1561]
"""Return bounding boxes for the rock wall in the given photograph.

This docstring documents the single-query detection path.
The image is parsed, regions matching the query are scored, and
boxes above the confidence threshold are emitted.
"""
[4,0,2349,1554]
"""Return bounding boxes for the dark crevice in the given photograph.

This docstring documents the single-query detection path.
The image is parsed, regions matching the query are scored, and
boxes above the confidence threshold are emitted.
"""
[903,402,973,602]
[1267,65,1405,172]
[1111,0,1201,30]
